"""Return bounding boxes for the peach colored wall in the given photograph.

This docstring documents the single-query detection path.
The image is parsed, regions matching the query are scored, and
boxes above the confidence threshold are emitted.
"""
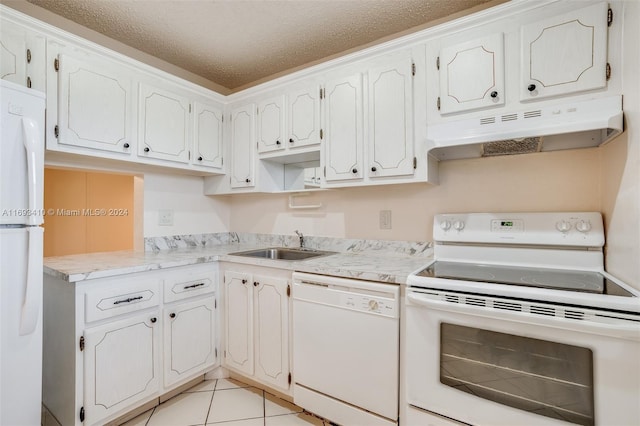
[43,169,134,257]
[229,148,601,242]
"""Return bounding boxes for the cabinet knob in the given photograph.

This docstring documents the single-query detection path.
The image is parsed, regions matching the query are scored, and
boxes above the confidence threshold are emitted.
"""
[371,166,377,172]
[198,156,203,161]
[150,317,157,323]
[276,140,281,145]
[490,91,498,98]
[123,142,130,149]
[527,84,536,92]
[352,168,358,174]
[242,279,247,284]
[289,138,294,143]
[144,147,150,152]
[245,178,251,183]
[169,313,176,319]
[253,281,259,287]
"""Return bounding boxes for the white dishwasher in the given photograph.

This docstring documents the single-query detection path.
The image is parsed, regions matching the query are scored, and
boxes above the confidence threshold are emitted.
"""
[292,272,400,426]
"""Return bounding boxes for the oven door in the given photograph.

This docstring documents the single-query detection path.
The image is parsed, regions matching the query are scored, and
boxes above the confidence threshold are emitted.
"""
[405,288,640,426]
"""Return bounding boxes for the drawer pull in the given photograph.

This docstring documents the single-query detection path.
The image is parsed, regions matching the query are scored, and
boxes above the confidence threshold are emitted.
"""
[184,282,205,290]
[113,295,143,305]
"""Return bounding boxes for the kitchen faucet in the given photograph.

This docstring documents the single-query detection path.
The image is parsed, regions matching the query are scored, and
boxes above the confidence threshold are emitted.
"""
[295,230,305,249]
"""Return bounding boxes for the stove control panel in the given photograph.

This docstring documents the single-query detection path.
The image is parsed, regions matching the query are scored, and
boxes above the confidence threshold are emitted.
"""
[434,212,604,247]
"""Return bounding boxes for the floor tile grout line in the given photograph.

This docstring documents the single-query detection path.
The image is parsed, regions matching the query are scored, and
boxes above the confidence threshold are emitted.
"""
[143,405,157,426]
[263,389,266,426]
[204,379,218,425]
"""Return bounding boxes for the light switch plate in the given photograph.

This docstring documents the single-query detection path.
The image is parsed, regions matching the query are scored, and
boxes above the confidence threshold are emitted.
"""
[380,210,392,229]
[158,209,173,226]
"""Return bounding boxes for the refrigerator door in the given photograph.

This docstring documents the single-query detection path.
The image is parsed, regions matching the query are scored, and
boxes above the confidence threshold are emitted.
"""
[0,226,43,426]
[0,80,45,226]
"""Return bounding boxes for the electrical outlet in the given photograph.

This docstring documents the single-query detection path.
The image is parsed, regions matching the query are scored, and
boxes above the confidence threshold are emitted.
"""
[380,210,392,229]
[158,209,173,226]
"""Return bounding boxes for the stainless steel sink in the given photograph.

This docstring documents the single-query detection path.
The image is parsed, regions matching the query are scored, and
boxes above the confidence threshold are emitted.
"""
[228,247,335,261]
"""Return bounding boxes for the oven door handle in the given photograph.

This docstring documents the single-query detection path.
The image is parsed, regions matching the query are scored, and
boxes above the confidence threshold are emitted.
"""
[407,292,640,341]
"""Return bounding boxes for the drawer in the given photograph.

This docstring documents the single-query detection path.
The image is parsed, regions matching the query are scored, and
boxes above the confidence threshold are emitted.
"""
[163,264,216,303]
[85,278,161,323]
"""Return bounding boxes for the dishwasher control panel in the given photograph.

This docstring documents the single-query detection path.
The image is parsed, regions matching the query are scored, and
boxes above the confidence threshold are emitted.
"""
[340,293,397,317]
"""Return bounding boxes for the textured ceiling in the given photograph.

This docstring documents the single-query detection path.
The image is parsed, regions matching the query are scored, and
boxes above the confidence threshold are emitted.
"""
[26,0,494,91]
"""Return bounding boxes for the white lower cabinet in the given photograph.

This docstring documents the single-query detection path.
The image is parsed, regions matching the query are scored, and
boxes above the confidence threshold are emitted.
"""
[43,264,218,426]
[223,266,292,393]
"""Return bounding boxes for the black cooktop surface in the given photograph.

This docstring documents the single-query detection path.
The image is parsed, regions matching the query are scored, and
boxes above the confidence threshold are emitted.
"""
[416,261,634,296]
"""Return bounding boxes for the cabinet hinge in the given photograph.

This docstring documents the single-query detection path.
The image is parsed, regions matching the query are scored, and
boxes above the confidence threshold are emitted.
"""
[79,406,85,422]
[412,62,416,76]
[54,57,59,72]
[79,335,85,351]
[54,125,59,138]
[26,49,31,64]
[287,284,291,297]
[256,107,259,115]
[320,129,323,140]
[323,166,326,177]
[606,63,611,80]
[437,97,441,111]
[224,350,227,358]
[288,372,292,385]
[215,299,217,309]
[221,157,224,166]
[27,76,32,89]
[189,104,192,113]
[222,115,224,122]
[413,157,417,169]
[215,348,218,358]
[320,87,324,100]
[436,56,440,70]
[188,150,191,160]
[608,8,613,26]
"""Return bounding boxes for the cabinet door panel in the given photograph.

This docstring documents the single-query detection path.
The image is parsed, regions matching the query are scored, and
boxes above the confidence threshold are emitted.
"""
[257,96,285,153]
[230,105,256,188]
[288,86,320,148]
[254,276,289,391]
[57,53,134,154]
[521,2,608,101]
[224,271,253,375]
[164,297,216,387]
[139,83,190,163]
[0,21,26,87]
[439,33,505,114]
[324,74,363,182]
[84,312,160,424]
[368,56,415,178]
[194,102,223,169]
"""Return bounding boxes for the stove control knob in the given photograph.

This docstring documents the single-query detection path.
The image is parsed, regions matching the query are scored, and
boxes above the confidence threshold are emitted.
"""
[576,220,592,233]
[440,220,452,231]
[368,300,379,311]
[556,220,572,233]
[453,220,465,231]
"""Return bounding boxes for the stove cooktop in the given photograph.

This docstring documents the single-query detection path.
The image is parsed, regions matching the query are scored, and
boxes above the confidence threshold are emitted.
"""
[415,261,635,297]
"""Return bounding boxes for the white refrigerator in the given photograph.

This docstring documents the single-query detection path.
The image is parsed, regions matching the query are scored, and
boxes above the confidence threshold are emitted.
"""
[0,80,45,426]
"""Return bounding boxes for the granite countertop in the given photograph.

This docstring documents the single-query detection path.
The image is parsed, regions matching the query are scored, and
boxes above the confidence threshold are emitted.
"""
[43,234,434,285]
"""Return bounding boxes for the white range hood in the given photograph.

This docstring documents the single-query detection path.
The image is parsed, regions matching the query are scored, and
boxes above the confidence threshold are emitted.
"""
[426,95,623,161]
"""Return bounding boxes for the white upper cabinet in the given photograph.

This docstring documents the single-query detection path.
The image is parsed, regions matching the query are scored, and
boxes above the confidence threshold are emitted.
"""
[138,83,190,163]
[367,55,415,178]
[56,52,135,154]
[0,18,45,91]
[229,104,256,188]
[193,102,224,170]
[438,33,505,114]
[323,73,364,183]
[287,85,321,149]
[257,96,286,154]
[520,2,608,101]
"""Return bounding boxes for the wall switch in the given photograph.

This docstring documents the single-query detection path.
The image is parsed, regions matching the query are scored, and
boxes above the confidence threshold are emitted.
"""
[380,210,392,229]
[158,209,174,226]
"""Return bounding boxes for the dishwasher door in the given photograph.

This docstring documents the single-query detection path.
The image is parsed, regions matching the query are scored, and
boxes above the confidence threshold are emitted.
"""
[292,272,400,423]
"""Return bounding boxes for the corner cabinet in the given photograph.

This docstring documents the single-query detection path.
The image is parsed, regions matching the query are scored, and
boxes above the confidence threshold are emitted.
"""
[222,266,292,394]
[229,104,256,188]
[520,2,609,101]
[42,264,219,426]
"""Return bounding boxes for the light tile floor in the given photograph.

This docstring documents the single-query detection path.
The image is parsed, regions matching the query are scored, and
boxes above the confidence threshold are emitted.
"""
[120,378,329,426]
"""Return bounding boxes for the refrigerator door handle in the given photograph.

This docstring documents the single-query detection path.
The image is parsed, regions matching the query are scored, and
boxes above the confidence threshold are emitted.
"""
[21,117,42,226]
[19,227,42,336]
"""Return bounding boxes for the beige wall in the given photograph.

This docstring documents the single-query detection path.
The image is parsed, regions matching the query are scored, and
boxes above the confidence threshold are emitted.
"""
[230,149,601,242]
[43,169,134,256]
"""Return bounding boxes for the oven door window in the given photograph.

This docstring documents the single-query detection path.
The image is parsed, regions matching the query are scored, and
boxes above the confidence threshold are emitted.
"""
[440,323,594,426]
